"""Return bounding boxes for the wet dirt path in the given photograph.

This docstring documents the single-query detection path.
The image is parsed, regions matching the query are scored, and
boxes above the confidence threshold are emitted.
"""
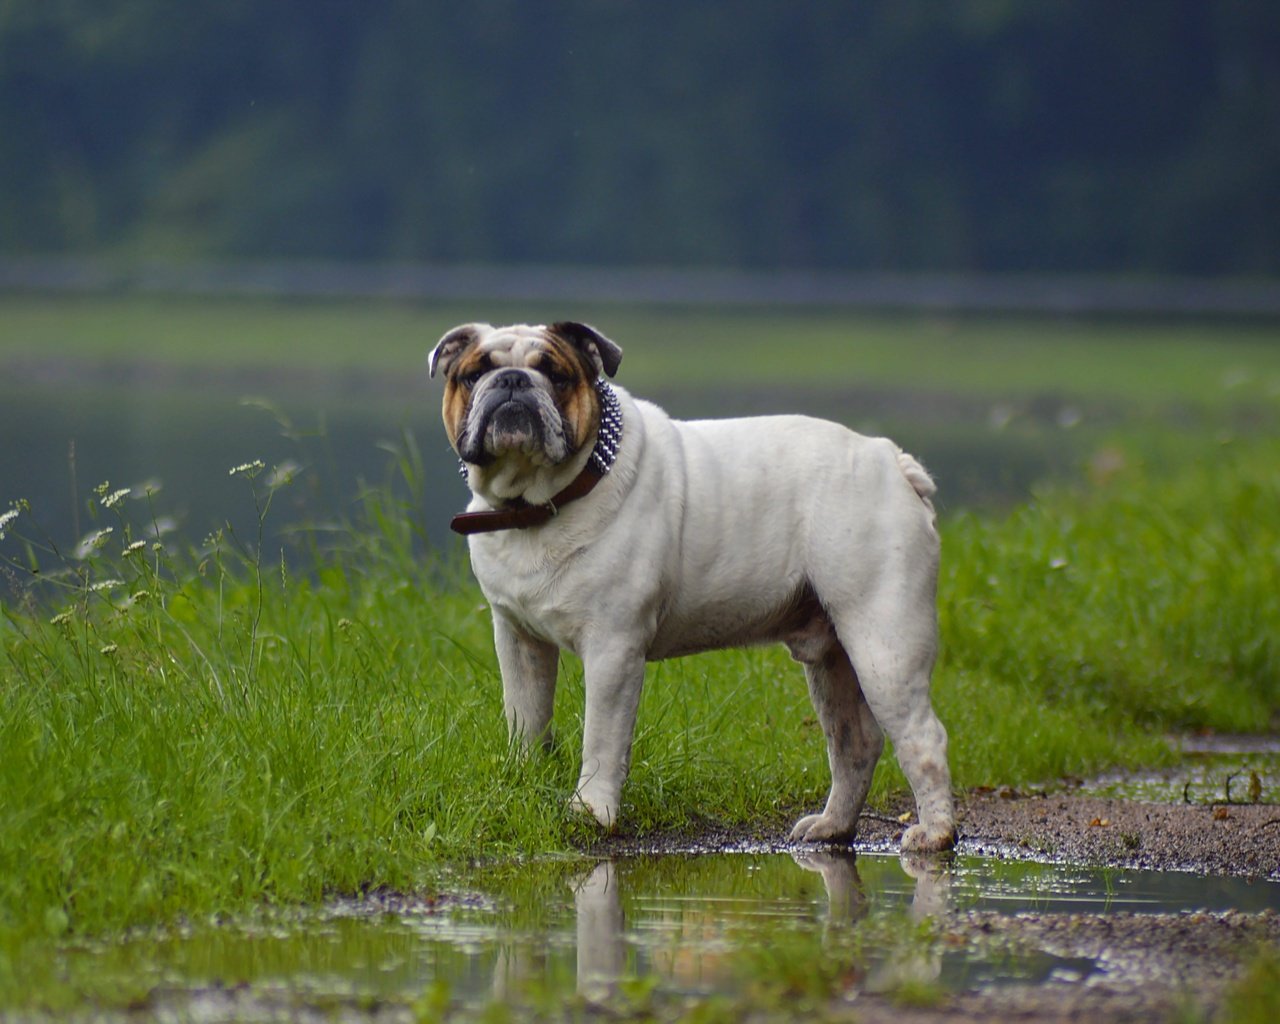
[587,784,1280,1023]
[35,793,1278,1024]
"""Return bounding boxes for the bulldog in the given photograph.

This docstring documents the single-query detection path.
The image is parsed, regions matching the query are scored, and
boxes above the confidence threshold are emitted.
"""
[429,321,956,852]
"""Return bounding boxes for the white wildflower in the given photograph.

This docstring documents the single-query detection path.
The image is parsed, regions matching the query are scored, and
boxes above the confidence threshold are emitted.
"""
[50,611,73,626]
[114,590,152,612]
[123,540,147,557]
[101,488,131,510]
[100,643,118,656]
[229,460,266,478]
[0,506,18,540]
[89,579,125,593]
[74,528,114,559]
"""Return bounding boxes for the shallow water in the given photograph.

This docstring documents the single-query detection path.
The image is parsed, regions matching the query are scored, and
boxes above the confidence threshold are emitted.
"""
[0,373,1086,572]
[52,852,1280,1017]
[1079,743,1280,806]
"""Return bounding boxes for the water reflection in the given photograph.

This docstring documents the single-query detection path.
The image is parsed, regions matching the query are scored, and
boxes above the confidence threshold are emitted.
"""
[561,851,946,998]
[47,850,1280,1016]
[497,850,1280,1000]
[572,860,626,992]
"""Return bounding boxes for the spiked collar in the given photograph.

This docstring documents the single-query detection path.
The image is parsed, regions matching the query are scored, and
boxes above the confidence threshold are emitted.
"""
[450,381,623,536]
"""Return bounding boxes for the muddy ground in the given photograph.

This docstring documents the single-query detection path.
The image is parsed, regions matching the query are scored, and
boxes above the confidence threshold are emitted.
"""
[894,787,1279,880]
[600,790,1280,881]
[593,788,1280,1023]
[47,789,1280,1024]
[872,791,1278,1023]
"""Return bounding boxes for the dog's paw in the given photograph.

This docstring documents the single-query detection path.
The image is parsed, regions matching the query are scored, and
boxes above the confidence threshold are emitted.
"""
[900,821,956,854]
[568,792,619,831]
[789,812,856,843]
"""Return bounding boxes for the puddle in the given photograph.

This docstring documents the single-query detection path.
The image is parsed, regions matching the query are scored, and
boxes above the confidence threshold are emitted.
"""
[43,852,1280,1018]
[1079,742,1280,805]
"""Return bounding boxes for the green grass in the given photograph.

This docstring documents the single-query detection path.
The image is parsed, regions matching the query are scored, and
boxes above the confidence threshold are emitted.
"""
[941,437,1280,738]
[2,430,1276,972]
[1,293,1277,1009]
[3,293,1279,406]
[1217,946,1280,1024]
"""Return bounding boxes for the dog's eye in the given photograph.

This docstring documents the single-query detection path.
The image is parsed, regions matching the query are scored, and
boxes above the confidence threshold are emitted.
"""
[459,370,485,389]
[543,368,573,390]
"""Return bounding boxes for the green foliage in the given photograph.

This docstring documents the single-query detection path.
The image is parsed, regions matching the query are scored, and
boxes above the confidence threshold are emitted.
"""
[1,3,1278,274]
[939,437,1280,750]
[1,430,1276,960]
[5,294,1280,407]
[2,465,515,945]
[1217,946,1280,1024]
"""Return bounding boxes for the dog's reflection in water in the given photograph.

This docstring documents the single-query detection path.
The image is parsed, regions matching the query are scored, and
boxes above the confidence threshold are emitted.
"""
[794,851,950,995]
[574,858,627,990]
[566,851,949,998]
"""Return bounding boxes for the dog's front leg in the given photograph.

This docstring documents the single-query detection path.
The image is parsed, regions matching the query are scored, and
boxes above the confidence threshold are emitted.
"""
[493,614,559,750]
[571,644,646,829]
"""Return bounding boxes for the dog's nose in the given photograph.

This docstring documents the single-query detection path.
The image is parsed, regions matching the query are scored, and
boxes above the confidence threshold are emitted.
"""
[491,368,532,391]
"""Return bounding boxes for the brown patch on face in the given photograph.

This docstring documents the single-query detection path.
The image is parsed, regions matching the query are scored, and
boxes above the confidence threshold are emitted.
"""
[547,321,623,378]
[441,385,466,448]
[439,331,601,461]
[537,335,600,452]
[440,346,495,448]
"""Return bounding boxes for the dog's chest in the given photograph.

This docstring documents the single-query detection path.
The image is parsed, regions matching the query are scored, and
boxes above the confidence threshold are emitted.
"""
[470,538,590,650]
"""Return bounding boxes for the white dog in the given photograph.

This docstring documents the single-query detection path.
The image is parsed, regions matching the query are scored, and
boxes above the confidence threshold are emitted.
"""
[430,321,956,852]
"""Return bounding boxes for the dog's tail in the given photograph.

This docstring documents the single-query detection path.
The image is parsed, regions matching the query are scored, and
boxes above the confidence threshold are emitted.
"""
[895,448,937,522]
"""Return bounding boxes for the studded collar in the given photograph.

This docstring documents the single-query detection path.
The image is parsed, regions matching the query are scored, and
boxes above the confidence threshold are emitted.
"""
[450,380,623,536]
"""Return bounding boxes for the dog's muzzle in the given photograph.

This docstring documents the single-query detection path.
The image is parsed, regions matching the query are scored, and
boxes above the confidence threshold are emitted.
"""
[460,370,550,464]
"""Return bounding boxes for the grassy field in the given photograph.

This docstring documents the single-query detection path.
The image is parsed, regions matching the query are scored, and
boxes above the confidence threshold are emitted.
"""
[3,430,1277,942]
[3,292,1280,405]
[1,294,1278,1007]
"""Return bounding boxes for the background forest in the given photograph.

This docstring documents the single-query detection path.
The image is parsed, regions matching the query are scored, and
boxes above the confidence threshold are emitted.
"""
[2,0,1278,277]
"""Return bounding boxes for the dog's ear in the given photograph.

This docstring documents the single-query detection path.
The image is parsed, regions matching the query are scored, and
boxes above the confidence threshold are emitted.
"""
[430,323,486,378]
[549,322,623,379]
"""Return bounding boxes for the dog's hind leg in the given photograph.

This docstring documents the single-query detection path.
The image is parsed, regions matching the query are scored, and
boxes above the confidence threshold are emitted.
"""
[808,448,956,852]
[832,608,956,853]
[494,614,559,750]
[788,637,884,843]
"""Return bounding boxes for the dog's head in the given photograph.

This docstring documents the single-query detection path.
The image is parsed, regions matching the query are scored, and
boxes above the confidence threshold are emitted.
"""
[429,321,622,499]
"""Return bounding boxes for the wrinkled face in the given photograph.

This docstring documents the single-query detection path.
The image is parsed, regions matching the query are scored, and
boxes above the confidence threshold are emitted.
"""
[429,322,622,470]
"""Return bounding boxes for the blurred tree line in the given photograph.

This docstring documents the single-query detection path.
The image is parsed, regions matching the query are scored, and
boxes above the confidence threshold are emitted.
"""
[1,0,1277,276]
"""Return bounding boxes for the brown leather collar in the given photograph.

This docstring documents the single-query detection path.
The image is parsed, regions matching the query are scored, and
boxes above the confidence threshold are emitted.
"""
[450,462,606,535]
